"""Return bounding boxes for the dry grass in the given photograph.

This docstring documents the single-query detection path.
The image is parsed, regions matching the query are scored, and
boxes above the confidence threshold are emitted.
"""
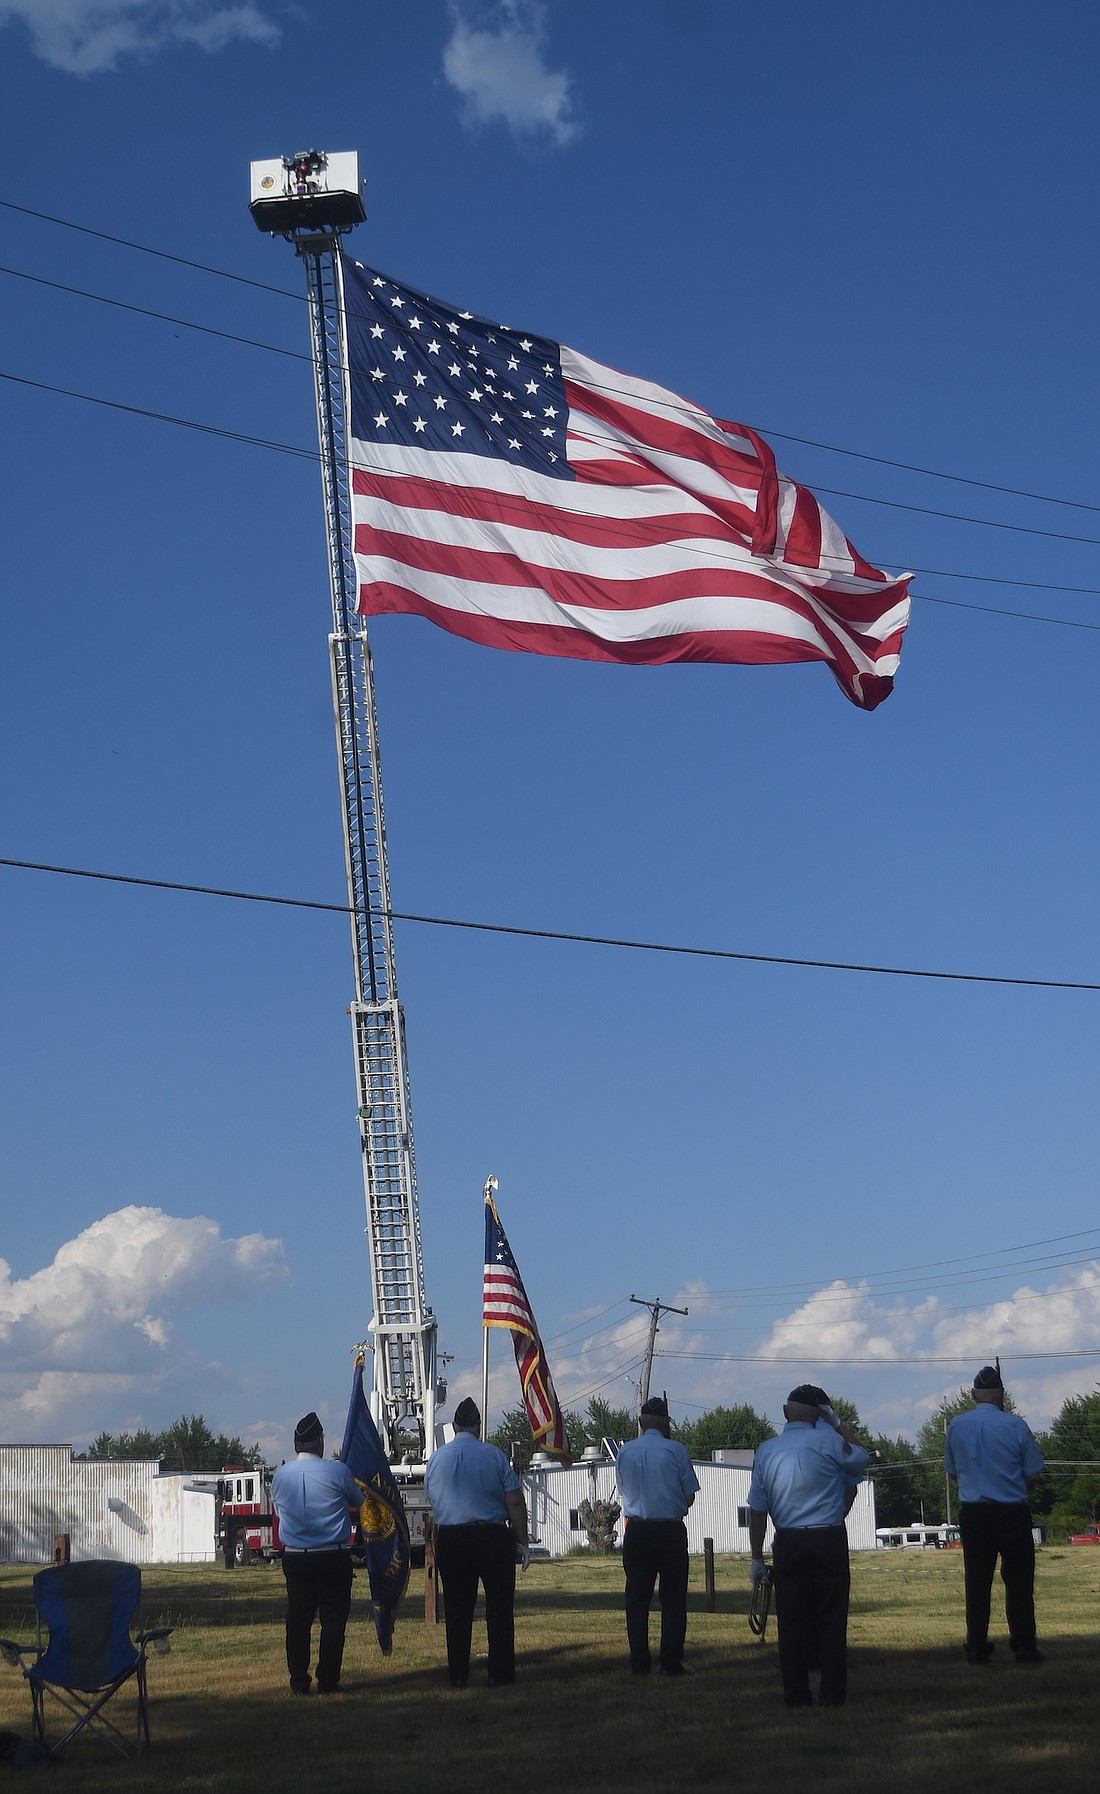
[2,1548,1099,1793]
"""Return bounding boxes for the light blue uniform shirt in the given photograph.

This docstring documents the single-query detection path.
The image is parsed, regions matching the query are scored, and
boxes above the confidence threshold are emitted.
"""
[270,1452,363,1550]
[425,1432,520,1525]
[944,1405,1044,1503]
[747,1422,868,1529]
[614,1430,700,1520]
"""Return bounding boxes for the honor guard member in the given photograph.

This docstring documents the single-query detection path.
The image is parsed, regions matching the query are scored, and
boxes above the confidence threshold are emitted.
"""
[747,1385,868,1708]
[424,1397,530,1688]
[614,1396,700,1676]
[270,1411,363,1695]
[944,1366,1045,1664]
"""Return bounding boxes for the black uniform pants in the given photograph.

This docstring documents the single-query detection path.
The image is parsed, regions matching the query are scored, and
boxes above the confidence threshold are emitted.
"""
[434,1524,516,1685]
[281,1548,354,1692]
[958,1501,1037,1651]
[772,1525,851,1707]
[622,1518,689,1672]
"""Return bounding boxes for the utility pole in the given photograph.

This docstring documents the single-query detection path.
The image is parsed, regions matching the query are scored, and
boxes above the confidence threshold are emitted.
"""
[942,1400,953,1527]
[630,1294,688,1418]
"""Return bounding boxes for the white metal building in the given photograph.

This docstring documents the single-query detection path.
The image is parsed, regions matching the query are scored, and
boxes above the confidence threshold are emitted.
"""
[0,1445,217,1565]
[523,1447,877,1558]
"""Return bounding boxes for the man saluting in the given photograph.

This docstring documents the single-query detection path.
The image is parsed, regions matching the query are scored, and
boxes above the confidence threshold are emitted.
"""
[747,1385,868,1709]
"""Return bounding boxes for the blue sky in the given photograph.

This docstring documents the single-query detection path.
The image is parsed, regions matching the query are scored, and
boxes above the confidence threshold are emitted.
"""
[1,0,1098,1460]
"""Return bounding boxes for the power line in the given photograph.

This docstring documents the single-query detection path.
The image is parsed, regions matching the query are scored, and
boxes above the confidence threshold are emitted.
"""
[0,370,315,461]
[809,481,1100,550]
[758,426,1100,519]
[3,855,1100,993]
[656,1349,1100,1365]
[4,369,1099,628]
[0,263,310,361]
[0,198,303,302]
[4,212,1100,548]
[5,198,1097,529]
[702,1227,1100,1298]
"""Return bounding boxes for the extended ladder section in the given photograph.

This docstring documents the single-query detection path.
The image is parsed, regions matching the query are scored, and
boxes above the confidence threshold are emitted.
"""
[298,233,438,1463]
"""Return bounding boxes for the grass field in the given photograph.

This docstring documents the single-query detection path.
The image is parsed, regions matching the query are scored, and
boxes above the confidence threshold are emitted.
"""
[2,1548,1098,1792]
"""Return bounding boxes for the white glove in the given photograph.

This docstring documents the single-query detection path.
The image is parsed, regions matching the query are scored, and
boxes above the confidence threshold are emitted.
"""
[749,1558,768,1585]
[818,1404,840,1430]
[517,1544,532,1572]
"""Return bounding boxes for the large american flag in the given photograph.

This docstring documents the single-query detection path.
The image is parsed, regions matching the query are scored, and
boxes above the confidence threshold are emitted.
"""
[483,1194,571,1464]
[342,256,911,710]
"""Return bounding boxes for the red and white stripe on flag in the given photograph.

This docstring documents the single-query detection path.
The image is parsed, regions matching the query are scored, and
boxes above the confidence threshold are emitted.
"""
[343,258,911,711]
[483,1197,571,1463]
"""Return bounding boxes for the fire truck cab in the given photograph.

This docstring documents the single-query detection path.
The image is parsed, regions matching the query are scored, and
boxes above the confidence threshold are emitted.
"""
[216,1465,281,1566]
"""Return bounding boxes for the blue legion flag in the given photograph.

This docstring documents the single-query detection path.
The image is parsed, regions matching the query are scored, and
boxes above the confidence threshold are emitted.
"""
[339,1360,411,1653]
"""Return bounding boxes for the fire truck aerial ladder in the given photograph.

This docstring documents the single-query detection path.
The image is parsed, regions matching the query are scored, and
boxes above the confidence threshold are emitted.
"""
[249,150,443,1474]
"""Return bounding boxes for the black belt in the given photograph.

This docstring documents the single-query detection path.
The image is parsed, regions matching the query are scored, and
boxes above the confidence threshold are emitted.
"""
[437,1521,507,1529]
[283,1544,350,1553]
[776,1524,845,1533]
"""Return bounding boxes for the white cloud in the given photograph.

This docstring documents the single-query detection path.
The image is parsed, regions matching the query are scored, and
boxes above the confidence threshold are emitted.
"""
[750,1269,1100,1435]
[442,0,579,148]
[759,1280,940,1365]
[0,0,279,75]
[0,1206,289,1436]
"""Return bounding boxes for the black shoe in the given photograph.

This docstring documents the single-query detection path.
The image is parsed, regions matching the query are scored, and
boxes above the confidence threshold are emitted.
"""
[449,1678,468,1690]
[1013,1645,1045,1664]
[964,1643,994,1665]
[658,1662,693,1677]
[290,1683,312,1696]
[631,1664,651,1677]
[784,1692,813,1708]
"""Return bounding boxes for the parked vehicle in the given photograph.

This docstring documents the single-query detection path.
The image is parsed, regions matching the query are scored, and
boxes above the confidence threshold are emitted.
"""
[876,1523,961,1549]
[1067,1523,1100,1544]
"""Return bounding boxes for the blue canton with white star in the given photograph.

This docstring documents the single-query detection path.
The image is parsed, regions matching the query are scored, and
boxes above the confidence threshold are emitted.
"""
[486,1208,521,1274]
[343,258,573,480]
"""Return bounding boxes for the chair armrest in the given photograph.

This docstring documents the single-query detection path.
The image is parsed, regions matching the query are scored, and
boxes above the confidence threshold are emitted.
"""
[0,1639,39,1669]
[138,1628,173,1656]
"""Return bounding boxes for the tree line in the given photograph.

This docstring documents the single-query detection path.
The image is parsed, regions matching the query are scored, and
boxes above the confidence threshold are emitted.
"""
[82,1413,263,1472]
[491,1385,1100,1538]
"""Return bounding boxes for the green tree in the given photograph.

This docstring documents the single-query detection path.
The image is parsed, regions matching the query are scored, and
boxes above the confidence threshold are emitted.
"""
[85,1414,259,1471]
[829,1396,863,1434]
[682,1404,775,1458]
[486,1404,586,1469]
[582,1397,636,1449]
[1035,1388,1100,1533]
[867,1435,935,1528]
[86,1427,165,1462]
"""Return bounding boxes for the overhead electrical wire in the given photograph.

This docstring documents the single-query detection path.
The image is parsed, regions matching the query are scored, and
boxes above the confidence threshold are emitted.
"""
[4,255,1099,556]
[701,1227,1100,1298]
[3,856,1100,993]
[656,1348,1100,1366]
[2,371,1098,629]
[1,200,1095,524]
[757,426,1100,518]
[2,204,1098,539]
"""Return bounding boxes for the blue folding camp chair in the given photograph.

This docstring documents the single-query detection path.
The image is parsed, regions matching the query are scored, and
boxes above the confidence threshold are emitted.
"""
[0,1560,172,1758]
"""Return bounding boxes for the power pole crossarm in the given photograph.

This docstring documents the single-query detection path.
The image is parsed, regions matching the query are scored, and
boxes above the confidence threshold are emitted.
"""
[630,1293,688,1418]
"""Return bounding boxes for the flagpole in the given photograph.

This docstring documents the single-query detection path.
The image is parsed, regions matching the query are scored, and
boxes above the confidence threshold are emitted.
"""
[481,1175,498,1435]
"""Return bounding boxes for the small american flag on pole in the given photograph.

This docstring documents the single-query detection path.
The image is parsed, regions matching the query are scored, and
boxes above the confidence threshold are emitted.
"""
[484,1192,571,1465]
[341,255,911,710]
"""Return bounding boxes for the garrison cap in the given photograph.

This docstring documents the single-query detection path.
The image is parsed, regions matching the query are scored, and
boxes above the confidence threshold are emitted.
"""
[294,1411,324,1449]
